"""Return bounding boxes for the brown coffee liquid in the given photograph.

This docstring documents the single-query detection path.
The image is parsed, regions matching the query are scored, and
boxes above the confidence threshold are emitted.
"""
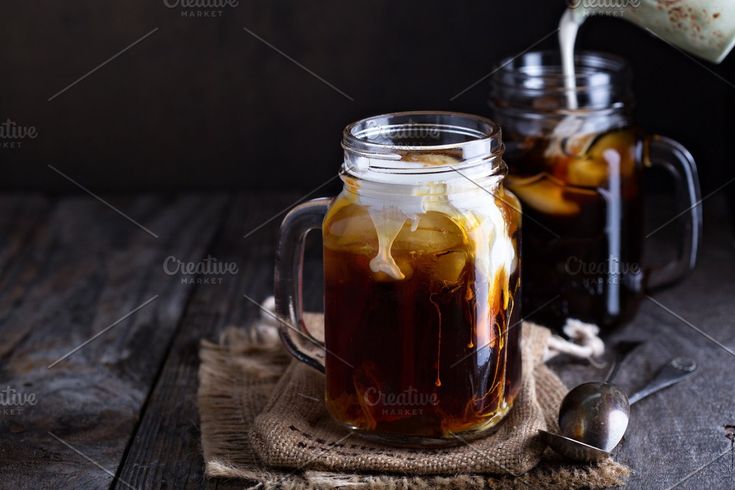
[323,205,521,439]
[506,128,644,329]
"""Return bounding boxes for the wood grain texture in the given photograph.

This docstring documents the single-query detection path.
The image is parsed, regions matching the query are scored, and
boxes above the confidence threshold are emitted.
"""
[1,192,733,490]
[549,199,735,489]
[0,194,55,359]
[0,194,227,489]
[113,192,298,489]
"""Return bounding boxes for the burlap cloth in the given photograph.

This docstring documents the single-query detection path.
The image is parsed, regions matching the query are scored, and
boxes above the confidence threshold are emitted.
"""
[198,312,630,489]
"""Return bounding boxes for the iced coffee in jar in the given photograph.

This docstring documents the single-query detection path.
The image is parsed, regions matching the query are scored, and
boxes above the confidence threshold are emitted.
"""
[275,112,521,446]
[490,52,701,330]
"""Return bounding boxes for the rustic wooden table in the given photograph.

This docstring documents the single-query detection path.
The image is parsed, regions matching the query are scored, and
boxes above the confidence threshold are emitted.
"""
[0,191,733,489]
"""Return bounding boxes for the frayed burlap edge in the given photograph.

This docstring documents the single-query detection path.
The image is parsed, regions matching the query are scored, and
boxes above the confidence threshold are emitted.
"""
[198,322,630,489]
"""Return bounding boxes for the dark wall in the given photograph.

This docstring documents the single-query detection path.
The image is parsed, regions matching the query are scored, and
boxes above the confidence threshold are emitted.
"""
[1,1,733,193]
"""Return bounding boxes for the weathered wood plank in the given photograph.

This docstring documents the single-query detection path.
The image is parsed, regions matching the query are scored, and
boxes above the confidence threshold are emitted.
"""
[0,193,55,358]
[550,197,735,489]
[120,193,735,490]
[4,191,733,490]
[114,192,299,490]
[0,193,228,489]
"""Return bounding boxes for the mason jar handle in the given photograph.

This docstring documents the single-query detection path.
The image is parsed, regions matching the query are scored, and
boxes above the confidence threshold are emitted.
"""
[644,135,702,290]
[274,197,331,373]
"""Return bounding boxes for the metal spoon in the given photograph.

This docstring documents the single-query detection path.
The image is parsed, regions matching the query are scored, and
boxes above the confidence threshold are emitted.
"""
[540,357,697,462]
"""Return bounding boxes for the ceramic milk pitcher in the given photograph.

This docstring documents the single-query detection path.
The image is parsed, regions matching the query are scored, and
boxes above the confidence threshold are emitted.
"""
[568,0,735,63]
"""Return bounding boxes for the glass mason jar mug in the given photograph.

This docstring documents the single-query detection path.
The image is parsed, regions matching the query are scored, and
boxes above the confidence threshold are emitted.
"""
[489,51,702,330]
[275,112,522,446]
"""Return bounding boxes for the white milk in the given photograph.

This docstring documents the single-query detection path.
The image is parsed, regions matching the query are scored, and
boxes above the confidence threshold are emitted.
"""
[543,9,589,160]
[559,1,735,113]
[559,8,584,110]
[343,154,517,292]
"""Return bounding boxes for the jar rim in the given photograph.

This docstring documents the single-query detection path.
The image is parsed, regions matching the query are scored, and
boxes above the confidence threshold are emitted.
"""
[343,111,501,153]
[341,111,505,179]
[494,50,630,84]
[490,50,633,115]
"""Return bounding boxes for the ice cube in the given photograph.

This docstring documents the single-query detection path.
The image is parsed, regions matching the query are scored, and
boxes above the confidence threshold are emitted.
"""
[392,212,464,254]
[324,201,378,254]
[432,250,467,285]
[566,129,636,187]
[566,156,609,187]
[509,176,580,216]
[588,130,636,178]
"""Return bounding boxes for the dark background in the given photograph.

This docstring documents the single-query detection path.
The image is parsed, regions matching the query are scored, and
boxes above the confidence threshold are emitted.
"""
[1,0,733,199]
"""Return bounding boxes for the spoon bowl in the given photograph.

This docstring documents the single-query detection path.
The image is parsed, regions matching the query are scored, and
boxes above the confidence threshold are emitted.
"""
[542,357,696,462]
[558,382,630,452]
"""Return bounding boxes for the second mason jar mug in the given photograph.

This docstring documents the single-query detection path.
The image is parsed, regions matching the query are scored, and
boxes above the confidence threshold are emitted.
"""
[489,51,702,331]
[275,112,522,446]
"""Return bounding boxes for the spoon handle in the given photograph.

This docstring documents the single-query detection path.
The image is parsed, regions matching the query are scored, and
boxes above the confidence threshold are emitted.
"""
[604,340,644,382]
[628,357,697,405]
